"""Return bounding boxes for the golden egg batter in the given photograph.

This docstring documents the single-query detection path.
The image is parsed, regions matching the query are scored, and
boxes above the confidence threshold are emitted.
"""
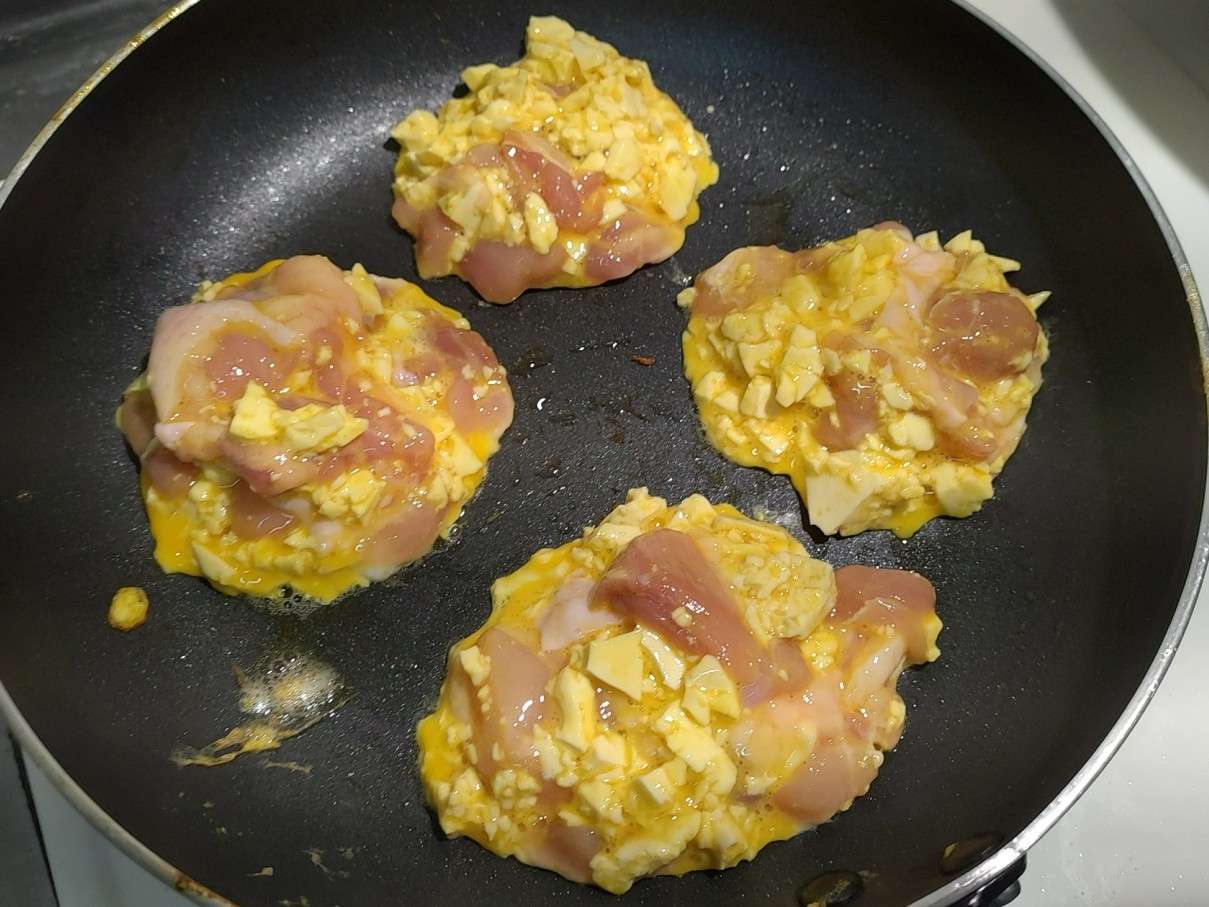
[391,15,718,303]
[117,255,513,603]
[681,223,1049,537]
[108,586,149,631]
[418,488,941,893]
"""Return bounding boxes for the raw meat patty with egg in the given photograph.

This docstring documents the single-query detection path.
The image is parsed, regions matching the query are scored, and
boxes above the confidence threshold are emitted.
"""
[117,255,512,602]
[417,488,941,893]
[390,16,718,303]
[681,223,1049,537]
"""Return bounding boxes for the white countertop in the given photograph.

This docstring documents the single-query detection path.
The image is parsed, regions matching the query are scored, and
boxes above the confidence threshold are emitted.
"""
[21,1,1209,904]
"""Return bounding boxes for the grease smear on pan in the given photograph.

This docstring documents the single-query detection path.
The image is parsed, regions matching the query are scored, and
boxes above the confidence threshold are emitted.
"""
[173,653,346,768]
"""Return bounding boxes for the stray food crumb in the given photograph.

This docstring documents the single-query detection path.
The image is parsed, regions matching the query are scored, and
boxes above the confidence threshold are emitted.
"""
[263,759,313,775]
[108,587,149,631]
[249,867,274,878]
[304,848,350,880]
[631,355,656,366]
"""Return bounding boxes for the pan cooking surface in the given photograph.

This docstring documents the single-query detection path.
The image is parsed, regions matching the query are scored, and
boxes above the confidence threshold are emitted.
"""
[0,1,1203,904]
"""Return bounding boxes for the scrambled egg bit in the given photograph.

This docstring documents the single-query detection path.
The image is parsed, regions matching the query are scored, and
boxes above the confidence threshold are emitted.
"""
[418,488,941,893]
[681,223,1049,537]
[116,255,513,603]
[391,15,718,303]
[108,586,149,630]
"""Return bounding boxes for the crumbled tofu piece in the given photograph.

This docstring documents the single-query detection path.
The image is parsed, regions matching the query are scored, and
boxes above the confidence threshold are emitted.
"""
[584,732,627,774]
[739,376,775,419]
[309,469,386,520]
[229,382,279,440]
[586,630,646,701]
[276,403,368,454]
[636,759,687,805]
[881,380,914,410]
[737,340,780,377]
[658,158,697,221]
[932,463,994,516]
[605,136,642,181]
[804,471,884,535]
[523,192,558,255]
[553,667,598,752]
[229,382,367,454]
[345,263,384,316]
[639,631,685,689]
[775,326,823,407]
[591,811,702,894]
[887,413,935,451]
[681,655,741,724]
[458,646,491,687]
[192,544,237,584]
[578,779,623,824]
[655,704,737,796]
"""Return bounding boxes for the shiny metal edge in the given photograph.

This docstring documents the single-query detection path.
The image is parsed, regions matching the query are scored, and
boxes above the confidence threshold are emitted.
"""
[0,2,1204,906]
[0,0,199,206]
[912,3,1209,906]
[0,6,234,905]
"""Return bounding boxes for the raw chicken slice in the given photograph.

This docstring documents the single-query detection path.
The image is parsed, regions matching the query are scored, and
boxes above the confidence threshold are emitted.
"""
[833,565,938,663]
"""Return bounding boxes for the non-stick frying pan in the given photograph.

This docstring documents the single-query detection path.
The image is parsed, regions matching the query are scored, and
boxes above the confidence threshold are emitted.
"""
[1,1,1205,905]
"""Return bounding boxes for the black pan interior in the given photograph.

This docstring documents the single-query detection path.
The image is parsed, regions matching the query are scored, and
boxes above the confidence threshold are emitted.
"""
[0,1,1203,905]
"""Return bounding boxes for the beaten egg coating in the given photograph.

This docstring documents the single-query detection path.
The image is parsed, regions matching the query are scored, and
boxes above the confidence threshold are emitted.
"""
[116,255,513,603]
[391,15,718,303]
[681,223,1049,537]
[418,488,941,893]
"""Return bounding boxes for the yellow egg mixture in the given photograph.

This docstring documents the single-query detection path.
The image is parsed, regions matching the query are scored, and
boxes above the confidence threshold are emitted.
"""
[682,225,1049,537]
[418,489,941,893]
[125,259,511,603]
[108,586,149,630]
[392,15,718,298]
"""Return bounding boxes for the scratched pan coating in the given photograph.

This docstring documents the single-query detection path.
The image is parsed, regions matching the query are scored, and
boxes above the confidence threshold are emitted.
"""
[0,0,1203,904]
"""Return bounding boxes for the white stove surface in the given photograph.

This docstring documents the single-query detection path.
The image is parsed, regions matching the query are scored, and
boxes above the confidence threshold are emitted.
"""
[20,1,1209,904]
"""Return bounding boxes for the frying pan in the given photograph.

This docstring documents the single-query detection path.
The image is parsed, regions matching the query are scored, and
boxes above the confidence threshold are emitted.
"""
[0,1,1204,905]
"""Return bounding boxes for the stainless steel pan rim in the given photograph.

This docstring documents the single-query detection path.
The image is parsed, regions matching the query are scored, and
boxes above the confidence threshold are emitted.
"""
[0,2,1203,904]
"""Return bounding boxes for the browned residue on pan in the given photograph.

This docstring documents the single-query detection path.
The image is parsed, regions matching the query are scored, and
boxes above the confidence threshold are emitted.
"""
[172,870,236,905]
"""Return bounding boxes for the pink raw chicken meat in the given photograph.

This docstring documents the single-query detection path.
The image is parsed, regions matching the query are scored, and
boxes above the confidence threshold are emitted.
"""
[449,627,564,784]
[832,565,937,662]
[593,529,810,704]
[737,565,938,825]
